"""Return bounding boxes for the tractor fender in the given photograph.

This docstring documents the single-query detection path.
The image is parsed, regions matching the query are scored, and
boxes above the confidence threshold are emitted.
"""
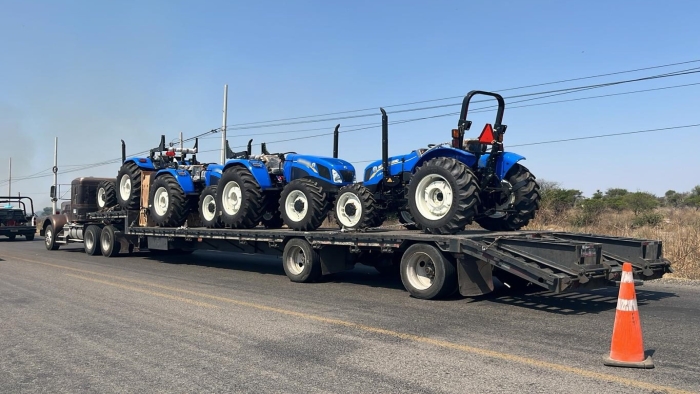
[124,157,156,170]
[414,147,478,171]
[222,159,273,189]
[203,164,224,187]
[154,169,196,194]
[478,152,526,180]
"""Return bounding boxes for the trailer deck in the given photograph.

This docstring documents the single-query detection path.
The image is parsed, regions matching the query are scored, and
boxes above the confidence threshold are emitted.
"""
[84,210,672,298]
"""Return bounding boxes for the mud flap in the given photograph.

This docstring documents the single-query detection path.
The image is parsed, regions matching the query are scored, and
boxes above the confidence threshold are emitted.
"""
[319,246,356,275]
[457,256,494,296]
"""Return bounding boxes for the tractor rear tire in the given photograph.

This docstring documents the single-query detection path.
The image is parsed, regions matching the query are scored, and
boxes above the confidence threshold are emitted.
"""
[199,186,222,228]
[97,180,117,211]
[149,175,190,227]
[116,162,142,210]
[408,157,480,235]
[280,178,330,231]
[333,184,380,230]
[217,166,264,229]
[475,163,541,231]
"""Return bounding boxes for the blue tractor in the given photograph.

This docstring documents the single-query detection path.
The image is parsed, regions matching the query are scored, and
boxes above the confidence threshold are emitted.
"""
[215,124,357,231]
[114,135,254,228]
[333,90,540,234]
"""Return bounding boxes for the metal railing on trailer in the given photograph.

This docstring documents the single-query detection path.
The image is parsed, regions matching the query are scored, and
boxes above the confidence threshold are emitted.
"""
[85,210,672,300]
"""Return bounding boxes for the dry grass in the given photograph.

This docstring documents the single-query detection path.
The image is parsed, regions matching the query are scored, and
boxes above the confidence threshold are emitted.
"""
[523,207,700,280]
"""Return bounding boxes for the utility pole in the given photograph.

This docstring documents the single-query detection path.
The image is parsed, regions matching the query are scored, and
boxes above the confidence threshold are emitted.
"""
[7,157,11,198]
[53,137,58,214]
[221,84,228,164]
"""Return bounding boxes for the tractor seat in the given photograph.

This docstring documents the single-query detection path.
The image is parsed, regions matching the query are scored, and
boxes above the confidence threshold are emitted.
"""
[464,139,488,153]
[260,154,284,174]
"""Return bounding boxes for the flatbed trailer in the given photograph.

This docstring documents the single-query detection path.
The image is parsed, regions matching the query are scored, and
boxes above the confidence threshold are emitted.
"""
[40,208,672,300]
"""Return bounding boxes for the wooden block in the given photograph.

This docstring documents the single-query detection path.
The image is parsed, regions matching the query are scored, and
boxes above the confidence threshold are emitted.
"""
[138,171,155,227]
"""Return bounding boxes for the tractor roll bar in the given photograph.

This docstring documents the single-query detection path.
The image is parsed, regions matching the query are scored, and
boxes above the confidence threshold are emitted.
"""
[0,196,34,215]
[456,90,506,150]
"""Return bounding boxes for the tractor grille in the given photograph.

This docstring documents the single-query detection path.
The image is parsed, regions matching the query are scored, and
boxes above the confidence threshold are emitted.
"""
[339,170,354,182]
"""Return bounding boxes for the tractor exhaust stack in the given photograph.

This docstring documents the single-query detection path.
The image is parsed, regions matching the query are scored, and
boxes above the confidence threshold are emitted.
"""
[333,124,340,159]
[380,108,388,181]
[121,140,126,164]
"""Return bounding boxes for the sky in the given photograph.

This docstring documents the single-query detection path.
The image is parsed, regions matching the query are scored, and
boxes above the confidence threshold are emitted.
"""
[1,0,700,211]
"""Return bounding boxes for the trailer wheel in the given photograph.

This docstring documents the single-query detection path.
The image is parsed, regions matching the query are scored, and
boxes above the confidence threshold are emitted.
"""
[149,174,190,227]
[408,157,480,235]
[116,161,142,210]
[100,225,119,257]
[282,238,322,283]
[280,178,330,231]
[84,225,102,256]
[199,185,222,228]
[97,180,117,211]
[44,224,59,250]
[475,164,541,231]
[334,184,380,230]
[7,234,16,241]
[400,243,457,299]
[25,233,35,241]
[218,166,264,229]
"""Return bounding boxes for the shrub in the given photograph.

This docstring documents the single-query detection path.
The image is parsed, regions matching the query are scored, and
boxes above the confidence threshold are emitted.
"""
[631,212,664,228]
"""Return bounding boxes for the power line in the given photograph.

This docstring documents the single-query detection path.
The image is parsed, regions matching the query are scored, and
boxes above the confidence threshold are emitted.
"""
[215,67,700,132]
[349,123,700,164]
[3,70,699,185]
[222,59,700,127]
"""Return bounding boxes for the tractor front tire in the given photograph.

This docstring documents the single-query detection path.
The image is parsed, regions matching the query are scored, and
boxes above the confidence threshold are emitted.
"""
[261,192,284,229]
[475,163,541,231]
[398,210,423,231]
[334,184,380,231]
[149,175,190,227]
[217,166,264,229]
[280,178,330,231]
[408,157,480,235]
[97,180,117,211]
[116,162,142,210]
[199,186,222,228]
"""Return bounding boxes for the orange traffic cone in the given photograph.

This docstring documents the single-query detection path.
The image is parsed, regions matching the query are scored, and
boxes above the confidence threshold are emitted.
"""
[603,262,654,368]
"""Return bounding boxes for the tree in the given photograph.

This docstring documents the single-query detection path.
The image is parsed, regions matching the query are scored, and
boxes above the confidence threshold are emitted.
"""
[41,207,53,216]
[664,190,686,207]
[691,185,700,197]
[686,195,700,210]
[603,188,629,212]
[623,192,659,215]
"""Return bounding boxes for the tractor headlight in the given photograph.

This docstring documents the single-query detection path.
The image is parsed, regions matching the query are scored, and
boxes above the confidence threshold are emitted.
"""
[332,169,343,183]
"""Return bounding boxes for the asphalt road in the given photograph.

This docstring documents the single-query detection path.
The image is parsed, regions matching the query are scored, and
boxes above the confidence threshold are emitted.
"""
[1,239,698,393]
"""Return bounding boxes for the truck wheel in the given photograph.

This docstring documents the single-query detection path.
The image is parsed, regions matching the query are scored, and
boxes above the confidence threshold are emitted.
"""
[25,233,35,241]
[97,180,117,211]
[334,184,380,230]
[44,224,60,250]
[217,166,264,229]
[100,225,119,257]
[408,157,480,235]
[149,175,189,227]
[398,210,422,231]
[116,162,142,210]
[198,186,222,228]
[282,238,322,283]
[280,178,330,231]
[400,243,457,299]
[475,163,541,231]
[84,225,101,255]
